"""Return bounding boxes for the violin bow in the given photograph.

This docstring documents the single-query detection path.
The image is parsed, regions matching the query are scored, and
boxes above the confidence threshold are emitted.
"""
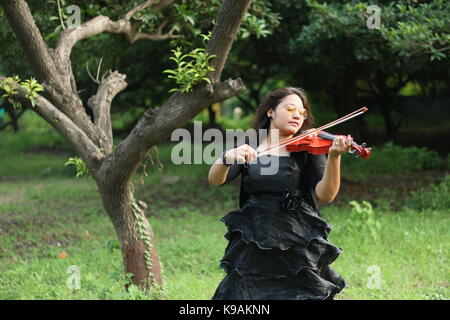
[255,106,368,157]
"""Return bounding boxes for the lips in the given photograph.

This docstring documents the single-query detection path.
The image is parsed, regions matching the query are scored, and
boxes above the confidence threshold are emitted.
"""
[289,121,299,126]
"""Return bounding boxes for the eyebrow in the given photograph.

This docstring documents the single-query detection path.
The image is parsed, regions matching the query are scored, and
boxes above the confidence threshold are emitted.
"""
[285,103,304,109]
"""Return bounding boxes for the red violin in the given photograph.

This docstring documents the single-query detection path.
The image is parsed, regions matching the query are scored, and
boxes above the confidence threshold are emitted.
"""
[285,130,371,159]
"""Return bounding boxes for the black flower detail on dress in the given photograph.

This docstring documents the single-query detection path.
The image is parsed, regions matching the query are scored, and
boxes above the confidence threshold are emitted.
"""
[281,188,304,211]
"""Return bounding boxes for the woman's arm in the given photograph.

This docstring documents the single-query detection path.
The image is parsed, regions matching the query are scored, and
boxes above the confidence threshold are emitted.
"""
[314,135,353,203]
[208,144,257,186]
[208,157,232,186]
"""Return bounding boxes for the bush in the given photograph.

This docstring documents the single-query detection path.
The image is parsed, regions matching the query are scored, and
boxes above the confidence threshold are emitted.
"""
[343,200,381,242]
[217,114,253,130]
[341,141,446,182]
[404,175,450,211]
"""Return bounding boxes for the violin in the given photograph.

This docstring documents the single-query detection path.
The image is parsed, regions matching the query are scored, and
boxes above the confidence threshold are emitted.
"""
[285,130,371,159]
[254,107,371,161]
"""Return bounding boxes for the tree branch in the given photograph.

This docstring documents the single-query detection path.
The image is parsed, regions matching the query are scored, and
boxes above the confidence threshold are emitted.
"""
[123,0,175,20]
[55,1,179,70]
[0,0,106,150]
[88,70,128,153]
[151,0,175,12]
[0,76,104,171]
[206,0,253,84]
[0,0,59,84]
[124,0,157,21]
[94,0,252,184]
[98,78,246,184]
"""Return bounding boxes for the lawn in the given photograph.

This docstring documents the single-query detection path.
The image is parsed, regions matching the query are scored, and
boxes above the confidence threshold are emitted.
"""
[0,113,448,300]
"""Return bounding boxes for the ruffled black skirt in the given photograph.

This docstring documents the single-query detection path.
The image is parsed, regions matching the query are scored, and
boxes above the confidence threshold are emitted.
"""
[212,193,347,300]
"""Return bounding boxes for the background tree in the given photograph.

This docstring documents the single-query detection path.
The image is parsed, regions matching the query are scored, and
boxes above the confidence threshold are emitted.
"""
[0,0,255,292]
[221,0,450,139]
[0,0,280,135]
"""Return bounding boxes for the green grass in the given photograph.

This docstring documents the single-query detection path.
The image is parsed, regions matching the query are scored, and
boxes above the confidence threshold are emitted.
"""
[0,112,448,300]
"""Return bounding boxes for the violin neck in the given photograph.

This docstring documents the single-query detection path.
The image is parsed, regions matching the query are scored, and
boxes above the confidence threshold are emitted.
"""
[318,132,356,146]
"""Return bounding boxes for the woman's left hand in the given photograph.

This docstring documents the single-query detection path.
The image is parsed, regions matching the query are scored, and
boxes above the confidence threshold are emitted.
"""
[328,135,353,158]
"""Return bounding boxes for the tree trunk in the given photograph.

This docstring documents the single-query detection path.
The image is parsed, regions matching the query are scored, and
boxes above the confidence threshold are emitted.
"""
[380,101,399,139]
[97,180,163,293]
[1,0,251,295]
[0,100,24,132]
[208,105,217,127]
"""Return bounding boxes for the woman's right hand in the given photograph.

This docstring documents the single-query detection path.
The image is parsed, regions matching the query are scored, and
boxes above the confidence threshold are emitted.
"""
[224,144,258,165]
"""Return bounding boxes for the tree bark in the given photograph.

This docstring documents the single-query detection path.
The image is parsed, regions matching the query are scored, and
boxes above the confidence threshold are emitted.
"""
[97,180,163,292]
[0,0,251,293]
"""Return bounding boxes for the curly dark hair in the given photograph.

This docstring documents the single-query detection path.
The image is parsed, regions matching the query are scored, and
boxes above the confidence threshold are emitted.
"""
[251,87,314,145]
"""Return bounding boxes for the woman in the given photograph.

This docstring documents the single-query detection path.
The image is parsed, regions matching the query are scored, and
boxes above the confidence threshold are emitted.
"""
[208,87,352,300]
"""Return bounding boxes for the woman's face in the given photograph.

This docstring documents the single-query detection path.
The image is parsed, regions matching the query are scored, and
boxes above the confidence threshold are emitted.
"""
[267,94,307,137]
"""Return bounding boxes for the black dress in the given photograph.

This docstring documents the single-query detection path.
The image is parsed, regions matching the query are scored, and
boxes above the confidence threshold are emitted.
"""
[212,153,347,300]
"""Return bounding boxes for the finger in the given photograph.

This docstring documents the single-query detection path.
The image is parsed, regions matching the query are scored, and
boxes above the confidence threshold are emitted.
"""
[333,138,339,147]
[347,135,353,149]
[342,136,348,148]
[251,149,258,161]
[338,136,344,147]
[237,150,246,160]
[229,149,238,161]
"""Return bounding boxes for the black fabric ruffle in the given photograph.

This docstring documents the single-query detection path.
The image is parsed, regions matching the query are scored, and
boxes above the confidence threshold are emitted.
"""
[212,194,347,300]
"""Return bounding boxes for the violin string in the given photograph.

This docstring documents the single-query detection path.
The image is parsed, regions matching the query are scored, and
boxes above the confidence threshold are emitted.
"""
[256,107,366,157]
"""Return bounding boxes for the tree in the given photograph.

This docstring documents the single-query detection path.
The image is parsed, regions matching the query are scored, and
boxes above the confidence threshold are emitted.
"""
[0,0,252,293]
[221,0,450,138]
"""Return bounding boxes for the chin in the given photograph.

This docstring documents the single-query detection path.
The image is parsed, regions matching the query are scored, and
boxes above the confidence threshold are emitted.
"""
[284,127,298,135]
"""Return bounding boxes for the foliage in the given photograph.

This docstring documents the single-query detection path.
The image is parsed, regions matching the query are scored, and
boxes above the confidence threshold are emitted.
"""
[64,157,90,178]
[0,76,44,109]
[216,114,253,131]
[239,10,280,39]
[404,174,450,211]
[299,0,450,62]
[0,0,281,131]
[163,44,216,93]
[378,0,450,61]
[341,141,446,182]
[48,0,69,31]
[345,200,381,242]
